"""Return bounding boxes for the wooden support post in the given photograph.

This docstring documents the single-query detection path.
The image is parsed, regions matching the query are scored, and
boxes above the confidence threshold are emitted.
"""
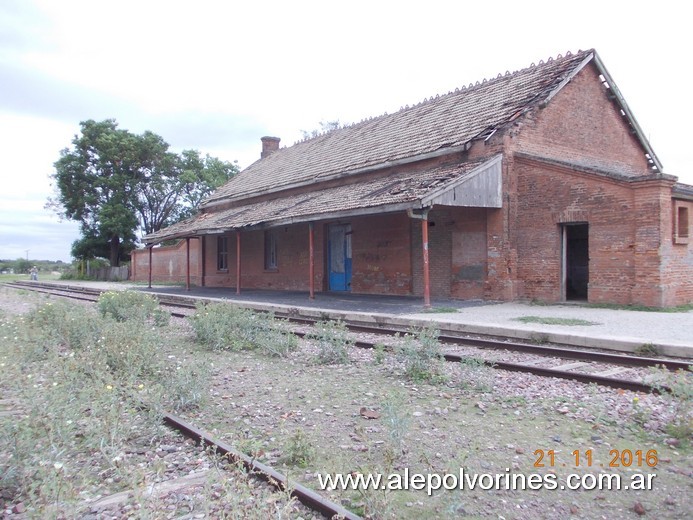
[185,237,190,291]
[236,231,241,295]
[421,217,431,309]
[309,222,315,300]
[147,246,153,289]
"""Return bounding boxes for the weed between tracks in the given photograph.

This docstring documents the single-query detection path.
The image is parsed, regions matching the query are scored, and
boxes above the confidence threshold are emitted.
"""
[0,291,306,518]
[189,302,298,357]
[1,290,691,519]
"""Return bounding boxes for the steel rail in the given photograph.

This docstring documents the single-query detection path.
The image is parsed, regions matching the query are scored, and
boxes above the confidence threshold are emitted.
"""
[161,411,362,520]
[440,353,665,394]
[6,282,687,393]
[292,330,672,394]
[2,282,362,519]
[339,322,690,372]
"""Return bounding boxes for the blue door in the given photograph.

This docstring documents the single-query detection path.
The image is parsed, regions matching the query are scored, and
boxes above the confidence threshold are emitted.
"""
[328,224,352,291]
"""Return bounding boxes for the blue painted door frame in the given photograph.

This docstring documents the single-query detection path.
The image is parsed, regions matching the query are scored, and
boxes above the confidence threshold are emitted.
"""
[328,224,352,291]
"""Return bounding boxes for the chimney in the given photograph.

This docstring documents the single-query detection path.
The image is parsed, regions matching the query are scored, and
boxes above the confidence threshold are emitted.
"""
[261,136,280,159]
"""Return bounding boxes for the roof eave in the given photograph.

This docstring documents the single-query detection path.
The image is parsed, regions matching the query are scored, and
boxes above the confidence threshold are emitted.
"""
[420,154,503,208]
[144,201,427,244]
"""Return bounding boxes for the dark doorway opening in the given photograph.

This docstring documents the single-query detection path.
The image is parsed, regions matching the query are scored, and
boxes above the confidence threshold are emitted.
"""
[563,223,589,300]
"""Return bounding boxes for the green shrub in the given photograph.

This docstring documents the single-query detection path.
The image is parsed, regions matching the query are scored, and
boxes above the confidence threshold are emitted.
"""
[165,357,211,412]
[24,301,101,353]
[94,320,163,382]
[396,325,446,383]
[381,392,409,458]
[0,296,212,515]
[97,290,168,326]
[649,366,693,442]
[189,303,258,350]
[190,304,297,356]
[282,429,315,468]
[255,319,299,358]
[458,357,495,393]
[306,319,352,364]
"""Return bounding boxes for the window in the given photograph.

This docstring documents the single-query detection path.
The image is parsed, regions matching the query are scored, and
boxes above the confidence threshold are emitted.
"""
[678,206,689,238]
[217,236,228,270]
[674,205,690,244]
[264,231,278,270]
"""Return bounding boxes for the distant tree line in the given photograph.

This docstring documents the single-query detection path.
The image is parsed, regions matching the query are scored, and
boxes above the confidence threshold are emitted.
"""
[47,119,240,266]
[0,259,68,274]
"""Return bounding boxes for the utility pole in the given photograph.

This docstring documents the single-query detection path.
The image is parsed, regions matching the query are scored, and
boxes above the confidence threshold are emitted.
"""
[25,250,29,261]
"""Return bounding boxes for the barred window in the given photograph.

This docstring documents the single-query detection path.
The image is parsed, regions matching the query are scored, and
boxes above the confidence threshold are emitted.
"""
[678,206,689,238]
[264,231,278,270]
[217,236,228,270]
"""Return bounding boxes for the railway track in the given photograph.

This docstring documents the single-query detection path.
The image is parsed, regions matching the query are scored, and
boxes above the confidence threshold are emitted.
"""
[0,386,359,519]
[4,281,690,395]
[0,285,359,519]
[162,411,360,519]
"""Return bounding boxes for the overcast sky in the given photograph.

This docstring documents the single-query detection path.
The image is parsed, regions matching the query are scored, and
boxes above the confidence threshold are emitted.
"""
[1,0,690,262]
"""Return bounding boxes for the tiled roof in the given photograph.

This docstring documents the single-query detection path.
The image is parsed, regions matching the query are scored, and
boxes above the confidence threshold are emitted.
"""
[144,156,494,243]
[206,50,595,205]
[673,182,693,199]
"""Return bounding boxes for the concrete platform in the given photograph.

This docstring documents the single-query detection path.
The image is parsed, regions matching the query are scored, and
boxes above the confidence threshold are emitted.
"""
[37,281,693,358]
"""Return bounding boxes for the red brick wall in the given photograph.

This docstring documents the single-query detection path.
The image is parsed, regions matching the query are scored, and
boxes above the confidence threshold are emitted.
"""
[203,224,326,291]
[130,61,692,307]
[131,239,201,284]
[411,207,491,299]
[450,207,488,299]
[510,155,691,307]
[351,213,412,295]
[512,157,637,304]
[203,233,235,287]
[512,63,652,176]
[411,209,452,298]
[659,198,693,306]
[498,61,693,307]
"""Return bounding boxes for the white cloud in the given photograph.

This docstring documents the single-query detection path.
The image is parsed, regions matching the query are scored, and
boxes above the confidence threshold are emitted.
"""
[0,0,691,265]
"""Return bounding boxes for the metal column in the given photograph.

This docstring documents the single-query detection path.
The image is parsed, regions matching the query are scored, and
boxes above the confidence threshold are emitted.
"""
[185,237,190,291]
[421,217,431,309]
[309,222,315,299]
[236,231,241,295]
[147,245,153,289]
[200,236,206,287]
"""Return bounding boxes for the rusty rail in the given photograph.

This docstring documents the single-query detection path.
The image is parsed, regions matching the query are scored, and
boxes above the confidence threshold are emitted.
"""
[161,412,361,520]
[5,281,688,394]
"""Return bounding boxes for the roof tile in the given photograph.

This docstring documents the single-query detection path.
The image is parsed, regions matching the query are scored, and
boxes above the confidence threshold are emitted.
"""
[207,50,594,204]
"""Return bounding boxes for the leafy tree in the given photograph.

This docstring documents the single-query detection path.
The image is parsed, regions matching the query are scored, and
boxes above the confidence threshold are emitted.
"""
[14,258,31,274]
[49,119,141,266]
[300,120,344,140]
[137,149,239,233]
[48,119,238,266]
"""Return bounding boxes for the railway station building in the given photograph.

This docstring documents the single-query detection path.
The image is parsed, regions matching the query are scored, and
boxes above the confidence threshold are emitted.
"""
[135,49,693,308]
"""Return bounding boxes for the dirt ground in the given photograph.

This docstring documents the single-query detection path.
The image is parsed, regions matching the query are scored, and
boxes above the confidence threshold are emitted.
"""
[169,322,691,518]
[0,288,690,519]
